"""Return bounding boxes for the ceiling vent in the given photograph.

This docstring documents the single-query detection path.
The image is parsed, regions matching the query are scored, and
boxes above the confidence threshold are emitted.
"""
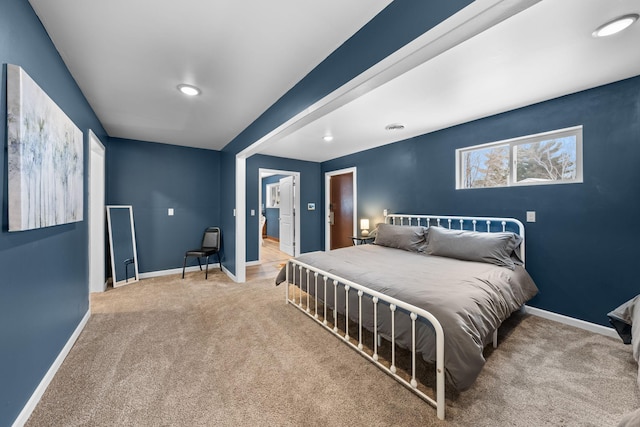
[385,123,406,131]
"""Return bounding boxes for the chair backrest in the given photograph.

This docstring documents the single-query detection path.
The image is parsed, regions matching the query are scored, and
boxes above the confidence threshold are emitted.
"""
[202,227,220,250]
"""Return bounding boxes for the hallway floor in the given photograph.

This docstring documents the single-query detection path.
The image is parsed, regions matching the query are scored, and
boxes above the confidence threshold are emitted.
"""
[246,238,290,282]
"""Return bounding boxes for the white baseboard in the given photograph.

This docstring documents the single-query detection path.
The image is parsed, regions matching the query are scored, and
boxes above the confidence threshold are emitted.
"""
[139,263,238,283]
[224,264,238,282]
[525,305,618,339]
[12,309,91,427]
[246,260,261,267]
[139,263,221,279]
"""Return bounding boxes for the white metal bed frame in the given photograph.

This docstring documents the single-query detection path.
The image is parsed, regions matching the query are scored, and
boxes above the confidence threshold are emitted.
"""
[284,214,525,420]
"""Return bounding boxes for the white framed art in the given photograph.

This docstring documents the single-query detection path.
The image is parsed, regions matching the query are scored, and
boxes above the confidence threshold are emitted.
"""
[6,64,83,231]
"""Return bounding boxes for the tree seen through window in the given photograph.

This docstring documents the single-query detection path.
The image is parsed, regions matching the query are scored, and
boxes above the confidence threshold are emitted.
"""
[463,145,509,188]
[515,136,577,183]
[456,126,582,189]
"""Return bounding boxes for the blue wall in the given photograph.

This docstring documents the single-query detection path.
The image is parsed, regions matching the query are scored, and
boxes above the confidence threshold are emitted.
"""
[265,208,279,238]
[106,138,221,273]
[261,174,287,238]
[2,4,632,424]
[246,155,322,262]
[221,0,473,275]
[0,1,108,425]
[322,76,640,327]
[219,151,237,274]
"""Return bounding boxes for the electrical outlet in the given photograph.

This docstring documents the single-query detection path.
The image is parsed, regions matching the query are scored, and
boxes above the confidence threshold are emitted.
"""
[526,211,536,222]
[168,208,174,216]
[250,209,255,216]
[383,209,388,217]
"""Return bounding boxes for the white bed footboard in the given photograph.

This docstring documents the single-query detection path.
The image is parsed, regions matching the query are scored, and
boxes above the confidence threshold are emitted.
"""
[284,214,526,421]
[285,258,446,420]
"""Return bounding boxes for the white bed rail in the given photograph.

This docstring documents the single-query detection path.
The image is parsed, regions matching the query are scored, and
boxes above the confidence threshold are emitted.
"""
[284,214,526,420]
[285,258,446,420]
[385,214,526,265]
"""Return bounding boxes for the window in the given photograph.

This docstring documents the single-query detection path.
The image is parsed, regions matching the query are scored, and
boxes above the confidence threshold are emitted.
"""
[456,126,582,189]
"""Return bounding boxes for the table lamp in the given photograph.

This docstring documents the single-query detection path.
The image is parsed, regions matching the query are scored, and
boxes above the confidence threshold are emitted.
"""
[360,219,370,236]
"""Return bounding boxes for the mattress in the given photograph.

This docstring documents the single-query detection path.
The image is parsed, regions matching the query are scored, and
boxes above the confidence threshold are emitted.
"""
[277,244,539,391]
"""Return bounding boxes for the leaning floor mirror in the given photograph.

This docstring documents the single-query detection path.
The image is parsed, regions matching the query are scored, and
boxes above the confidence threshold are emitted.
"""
[106,205,139,287]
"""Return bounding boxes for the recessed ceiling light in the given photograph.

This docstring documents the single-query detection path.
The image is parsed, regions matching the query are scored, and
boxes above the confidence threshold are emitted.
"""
[592,14,638,38]
[177,84,201,96]
[385,123,406,131]
[323,135,334,142]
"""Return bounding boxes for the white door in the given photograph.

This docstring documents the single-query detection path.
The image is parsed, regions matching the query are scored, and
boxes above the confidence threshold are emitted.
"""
[88,131,106,292]
[279,176,295,256]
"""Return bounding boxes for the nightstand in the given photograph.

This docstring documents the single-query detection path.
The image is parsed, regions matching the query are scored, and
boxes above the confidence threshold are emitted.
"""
[351,235,375,245]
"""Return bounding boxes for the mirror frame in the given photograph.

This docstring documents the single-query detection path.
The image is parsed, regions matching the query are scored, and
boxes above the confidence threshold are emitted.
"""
[106,205,139,287]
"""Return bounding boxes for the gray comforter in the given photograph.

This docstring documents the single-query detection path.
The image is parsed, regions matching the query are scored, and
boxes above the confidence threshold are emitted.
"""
[276,244,539,391]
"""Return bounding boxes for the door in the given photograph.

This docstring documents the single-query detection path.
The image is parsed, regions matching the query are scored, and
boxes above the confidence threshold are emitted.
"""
[329,172,354,250]
[88,131,106,292]
[279,175,295,256]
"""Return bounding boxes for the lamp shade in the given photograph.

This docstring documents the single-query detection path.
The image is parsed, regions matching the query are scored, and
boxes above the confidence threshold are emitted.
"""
[360,219,369,231]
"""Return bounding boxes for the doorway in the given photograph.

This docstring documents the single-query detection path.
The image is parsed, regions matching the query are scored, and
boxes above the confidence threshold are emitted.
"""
[258,169,301,263]
[325,167,357,251]
[88,131,106,293]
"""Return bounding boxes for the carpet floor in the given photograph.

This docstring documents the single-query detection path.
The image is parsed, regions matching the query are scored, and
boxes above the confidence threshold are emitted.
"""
[26,270,639,426]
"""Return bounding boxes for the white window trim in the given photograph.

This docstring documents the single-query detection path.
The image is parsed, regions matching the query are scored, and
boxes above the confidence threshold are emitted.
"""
[455,125,583,189]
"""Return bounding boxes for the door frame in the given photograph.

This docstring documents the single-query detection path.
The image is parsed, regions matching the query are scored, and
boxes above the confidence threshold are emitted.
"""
[324,167,357,251]
[259,168,301,260]
[88,130,106,293]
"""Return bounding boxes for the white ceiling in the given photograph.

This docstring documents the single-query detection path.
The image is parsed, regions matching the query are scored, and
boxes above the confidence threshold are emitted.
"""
[258,0,640,162]
[29,0,640,162]
[28,0,392,149]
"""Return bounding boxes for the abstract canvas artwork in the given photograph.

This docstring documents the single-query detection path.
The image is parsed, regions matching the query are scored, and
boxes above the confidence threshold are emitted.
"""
[7,64,83,231]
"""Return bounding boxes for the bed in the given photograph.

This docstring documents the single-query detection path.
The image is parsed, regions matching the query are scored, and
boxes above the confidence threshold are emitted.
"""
[276,214,539,420]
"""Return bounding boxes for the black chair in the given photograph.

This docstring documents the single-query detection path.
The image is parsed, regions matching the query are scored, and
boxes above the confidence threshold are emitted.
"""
[182,227,222,279]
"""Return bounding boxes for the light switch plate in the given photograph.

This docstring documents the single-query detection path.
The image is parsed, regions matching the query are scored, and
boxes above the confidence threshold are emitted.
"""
[383,209,388,217]
[250,209,255,216]
[526,211,536,222]
[168,208,174,216]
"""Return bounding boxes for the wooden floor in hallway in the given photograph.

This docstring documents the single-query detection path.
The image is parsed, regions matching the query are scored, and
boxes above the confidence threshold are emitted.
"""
[246,238,291,282]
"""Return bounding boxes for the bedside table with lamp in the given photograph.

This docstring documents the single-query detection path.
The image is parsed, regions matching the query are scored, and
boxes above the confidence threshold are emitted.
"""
[351,218,375,245]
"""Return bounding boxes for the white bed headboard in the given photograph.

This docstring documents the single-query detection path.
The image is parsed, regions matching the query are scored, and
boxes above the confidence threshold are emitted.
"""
[384,214,526,264]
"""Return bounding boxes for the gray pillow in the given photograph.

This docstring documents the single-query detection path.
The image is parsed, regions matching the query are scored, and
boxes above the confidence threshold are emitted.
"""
[425,226,522,269]
[374,223,427,253]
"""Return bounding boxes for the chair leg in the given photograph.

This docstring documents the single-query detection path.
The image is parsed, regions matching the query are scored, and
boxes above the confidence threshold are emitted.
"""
[205,256,210,280]
[182,255,187,279]
[197,257,202,271]
[217,252,222,271]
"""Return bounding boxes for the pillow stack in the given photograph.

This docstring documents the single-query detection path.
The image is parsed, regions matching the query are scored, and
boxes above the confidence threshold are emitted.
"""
[373,223,523,270]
